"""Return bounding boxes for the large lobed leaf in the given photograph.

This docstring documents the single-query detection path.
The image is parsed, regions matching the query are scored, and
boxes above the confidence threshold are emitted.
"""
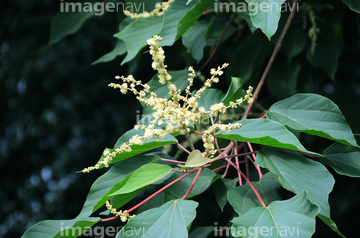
[231,190,320,238]
[267,93,359,147]
[256,147,344,237]
[227,172,281,216]
[215,118,318,155]
[116,200,198,238]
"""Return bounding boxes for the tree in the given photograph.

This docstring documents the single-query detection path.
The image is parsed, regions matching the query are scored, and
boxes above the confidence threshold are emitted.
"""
[21,0,360,237]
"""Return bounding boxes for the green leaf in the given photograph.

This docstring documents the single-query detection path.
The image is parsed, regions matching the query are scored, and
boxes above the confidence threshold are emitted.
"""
[267,93,359,147]
[256,148,334,218]
[142,68,190,115]
[323,142,360,177]
[256,148,345,236]
[114,16,163,65]
[164,168,217,202]
[194,88,225,111]
[77,154,159,218]
[180,149,211,168]
[245,0,286,40]
[235,0,258,32]
[227,172,281,216]
[91,40,127,65]
[21,217,100,238]
[49,12,94,45]
[318,214,346,238]
[176,0,214,39]
[159,0,197,46]
[213,178,238,211]
[111,163,172,196]
[116,200,198,238]
[182,19,212,62]
[307,41,341,80]
[231,190,320,238]
[215,118,318,155]
[342,0,360,13]
[221,77,246,106]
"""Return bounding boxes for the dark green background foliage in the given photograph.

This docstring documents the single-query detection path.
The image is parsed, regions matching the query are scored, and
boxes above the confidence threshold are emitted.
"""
[1,0,360,237]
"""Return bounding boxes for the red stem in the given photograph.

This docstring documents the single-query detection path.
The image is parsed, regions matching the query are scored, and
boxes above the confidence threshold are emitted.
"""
[247,142,263,179]
[225,158,266,207]
[177,142,191,154]
[234,143,242,186]
[182,167,203,199]
[101,216,118,222]
[212,164,228,173]
[221,162,231,178]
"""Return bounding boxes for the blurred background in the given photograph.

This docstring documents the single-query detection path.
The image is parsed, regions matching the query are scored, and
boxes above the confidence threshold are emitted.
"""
[1,0,360,237]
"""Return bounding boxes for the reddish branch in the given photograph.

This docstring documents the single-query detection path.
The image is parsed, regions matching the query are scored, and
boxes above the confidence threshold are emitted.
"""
[182,167,203,199]
[225,158,266,207]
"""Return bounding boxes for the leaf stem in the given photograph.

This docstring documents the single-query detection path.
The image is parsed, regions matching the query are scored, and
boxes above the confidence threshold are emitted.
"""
[177,142,191,154]
[241,0,298,120]
[182,167,203,200]
[234,143,242,186]
[247,142,263,179]
[225,158,266,207]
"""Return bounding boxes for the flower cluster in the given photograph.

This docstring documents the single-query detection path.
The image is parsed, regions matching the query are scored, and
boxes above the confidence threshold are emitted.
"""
[202,123,242,152]
[82,35,253,173]
[105,201,135,222]
[124,0,174,19]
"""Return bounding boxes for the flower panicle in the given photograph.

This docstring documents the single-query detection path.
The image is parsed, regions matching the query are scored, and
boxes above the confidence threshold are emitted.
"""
[82,35,254,173]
